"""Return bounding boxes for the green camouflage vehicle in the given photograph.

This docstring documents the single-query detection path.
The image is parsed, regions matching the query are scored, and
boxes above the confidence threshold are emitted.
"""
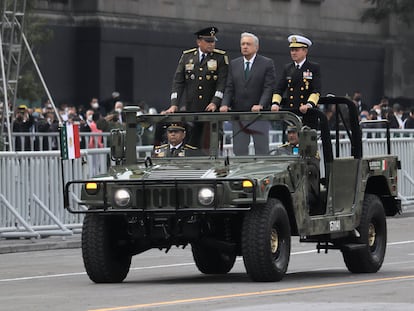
[64,96,401,283]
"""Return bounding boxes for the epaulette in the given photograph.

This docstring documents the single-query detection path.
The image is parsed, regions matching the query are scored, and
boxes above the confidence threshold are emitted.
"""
[278,143,290,148]
[183,48,197,54]
[184,144,198,150]
[213,48,226,55]
[154,144,168,149]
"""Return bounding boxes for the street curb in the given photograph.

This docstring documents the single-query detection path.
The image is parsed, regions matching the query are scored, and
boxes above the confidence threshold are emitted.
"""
[0,237,81,254]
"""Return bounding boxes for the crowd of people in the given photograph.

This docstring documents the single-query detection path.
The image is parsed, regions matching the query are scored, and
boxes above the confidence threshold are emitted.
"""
[2,26,414,152]
[2,92,157,151]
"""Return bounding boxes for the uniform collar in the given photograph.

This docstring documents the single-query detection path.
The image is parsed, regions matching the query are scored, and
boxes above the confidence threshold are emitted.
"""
[295,58,306,69]
[170,143,183,149]
[198,48,209,61]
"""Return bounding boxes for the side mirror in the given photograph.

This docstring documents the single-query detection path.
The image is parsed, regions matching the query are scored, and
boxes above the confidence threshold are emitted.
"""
[299,126,318,158]
[110,129,126,163]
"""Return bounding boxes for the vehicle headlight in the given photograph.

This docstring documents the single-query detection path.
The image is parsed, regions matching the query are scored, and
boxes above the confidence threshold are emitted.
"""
[113,189,131,207]
[198,187,215,206]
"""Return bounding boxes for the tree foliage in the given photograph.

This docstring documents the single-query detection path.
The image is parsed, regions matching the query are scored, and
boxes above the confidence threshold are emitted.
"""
[361,0,414,27]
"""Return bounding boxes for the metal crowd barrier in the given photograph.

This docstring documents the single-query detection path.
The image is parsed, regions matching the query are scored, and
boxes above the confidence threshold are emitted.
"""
[2,129,414,152]
[1,134,413,239]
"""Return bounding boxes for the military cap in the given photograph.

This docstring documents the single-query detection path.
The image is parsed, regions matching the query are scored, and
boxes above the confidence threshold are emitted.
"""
[167,123,186,131]
[288,34,312,48]
[195,26,218,42]
[287,125,298,133]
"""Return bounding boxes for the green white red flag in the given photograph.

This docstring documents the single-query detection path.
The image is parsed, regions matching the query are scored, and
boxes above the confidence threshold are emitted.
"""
[60,124,81,160]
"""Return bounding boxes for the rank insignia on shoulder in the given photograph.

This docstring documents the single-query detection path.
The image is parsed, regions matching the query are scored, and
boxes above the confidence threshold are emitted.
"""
[184,144,197,150]
[155,144,168,150]
[183,48,197,54]
[213,48,226,55]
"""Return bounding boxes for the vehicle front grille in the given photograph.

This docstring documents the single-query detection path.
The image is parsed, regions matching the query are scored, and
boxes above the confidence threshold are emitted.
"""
[136,186,194,210]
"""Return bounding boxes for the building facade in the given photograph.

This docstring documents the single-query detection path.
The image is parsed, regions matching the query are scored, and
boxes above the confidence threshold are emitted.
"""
[33,0,413,111]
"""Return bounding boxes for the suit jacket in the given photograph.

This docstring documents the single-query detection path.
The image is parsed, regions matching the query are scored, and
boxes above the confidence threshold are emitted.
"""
[170,48,229,112]
[222,54,276,111]
[273,60,321,110]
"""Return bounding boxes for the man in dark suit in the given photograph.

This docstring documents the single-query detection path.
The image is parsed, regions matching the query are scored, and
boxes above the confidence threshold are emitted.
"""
[220,32,276,155]
[271,34,321,129]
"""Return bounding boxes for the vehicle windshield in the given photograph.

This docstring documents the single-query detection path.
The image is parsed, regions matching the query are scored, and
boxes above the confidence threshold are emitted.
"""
[135,111,303,159]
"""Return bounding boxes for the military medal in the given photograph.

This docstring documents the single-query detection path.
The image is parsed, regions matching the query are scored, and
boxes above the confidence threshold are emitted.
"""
[207,59,217,71]
[303,70,313,80]
[185,61,194,71]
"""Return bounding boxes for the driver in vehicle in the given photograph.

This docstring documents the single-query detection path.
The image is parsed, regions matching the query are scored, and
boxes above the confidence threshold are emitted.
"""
[278,125,299,154]
[153,123,198,157]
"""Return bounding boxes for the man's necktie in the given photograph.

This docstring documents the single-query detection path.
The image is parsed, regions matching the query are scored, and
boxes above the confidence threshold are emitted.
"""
[245,61,250,79]
[200,53,206,63]
[170,147,176,156]
[296,64,300,70]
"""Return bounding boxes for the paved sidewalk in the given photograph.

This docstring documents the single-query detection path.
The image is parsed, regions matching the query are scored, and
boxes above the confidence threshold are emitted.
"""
[0,234,81,254]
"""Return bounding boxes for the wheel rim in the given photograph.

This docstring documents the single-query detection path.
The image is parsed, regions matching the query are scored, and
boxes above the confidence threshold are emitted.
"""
[368,223,376,247]
[270,228,279,253]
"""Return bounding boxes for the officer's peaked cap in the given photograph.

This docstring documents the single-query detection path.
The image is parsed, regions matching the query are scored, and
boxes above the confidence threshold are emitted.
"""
[167,123,186,131]
[195,26,218,42]
[288,34,312,48]
[287,125,298,132]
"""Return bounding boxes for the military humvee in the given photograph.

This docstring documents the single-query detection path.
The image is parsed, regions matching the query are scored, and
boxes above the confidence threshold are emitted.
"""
[64,96,400,283]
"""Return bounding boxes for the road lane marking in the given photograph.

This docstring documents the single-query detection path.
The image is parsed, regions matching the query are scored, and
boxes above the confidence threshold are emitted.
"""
[1,240,413,283]
[0,272,87,282]
[88,275,414,311]
[388,240,414,245]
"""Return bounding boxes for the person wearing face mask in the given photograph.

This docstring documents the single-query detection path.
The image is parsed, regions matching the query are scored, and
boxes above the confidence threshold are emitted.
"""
[112,101,125,124]
[85,109,104,148]
[89,97,106,117]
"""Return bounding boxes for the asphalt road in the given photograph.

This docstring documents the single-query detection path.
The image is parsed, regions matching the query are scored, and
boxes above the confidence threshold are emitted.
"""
[1,214,413,311]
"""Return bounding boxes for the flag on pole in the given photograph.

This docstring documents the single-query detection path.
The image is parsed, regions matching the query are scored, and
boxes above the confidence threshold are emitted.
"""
[60,123,81,160]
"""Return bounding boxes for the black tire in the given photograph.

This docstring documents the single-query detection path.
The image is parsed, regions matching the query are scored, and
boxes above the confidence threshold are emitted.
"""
[242,198,291,282]
[82,214,132,283]
[343,194,387,273]
[191,243,236,274]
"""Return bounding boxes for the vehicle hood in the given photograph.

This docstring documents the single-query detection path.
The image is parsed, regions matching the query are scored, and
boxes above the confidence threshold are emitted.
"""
[98,159,296,181]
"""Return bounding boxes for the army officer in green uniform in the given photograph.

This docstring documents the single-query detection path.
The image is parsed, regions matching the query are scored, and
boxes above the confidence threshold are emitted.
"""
[163,26,229,113]
[271,34,321,129]
[153,123,198,157]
